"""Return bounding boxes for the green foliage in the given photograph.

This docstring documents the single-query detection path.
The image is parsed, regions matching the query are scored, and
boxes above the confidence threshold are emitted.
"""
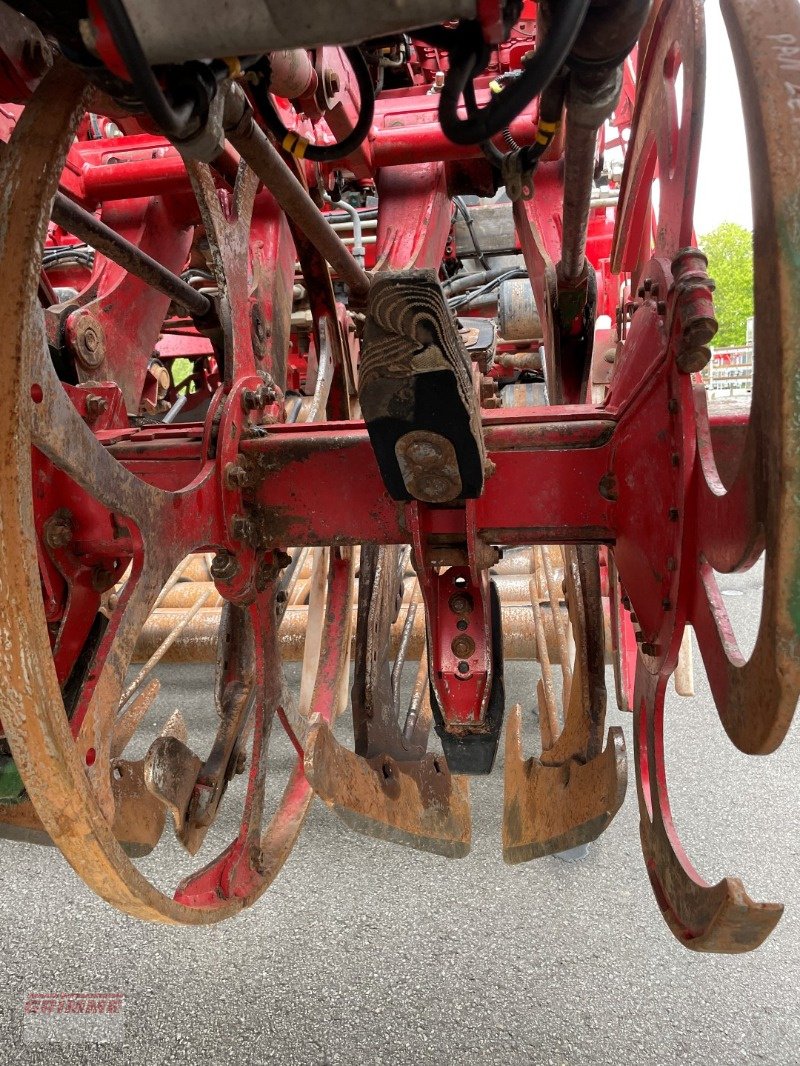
[699,222,753,348]
[171,358,196,392]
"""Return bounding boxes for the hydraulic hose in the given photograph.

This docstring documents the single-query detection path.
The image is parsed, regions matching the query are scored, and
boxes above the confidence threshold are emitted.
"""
[436,0,591,146]
[250,47,374,163]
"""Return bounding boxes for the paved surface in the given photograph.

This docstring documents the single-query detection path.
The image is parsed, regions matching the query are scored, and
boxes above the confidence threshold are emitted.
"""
[0,563,798,1064]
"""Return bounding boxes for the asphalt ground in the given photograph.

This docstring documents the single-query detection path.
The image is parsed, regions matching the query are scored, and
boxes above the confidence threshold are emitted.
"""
[0,560,797,1064]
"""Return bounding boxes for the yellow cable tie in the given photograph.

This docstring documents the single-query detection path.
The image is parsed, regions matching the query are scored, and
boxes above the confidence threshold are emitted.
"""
[538,120,558,134]
[489,79,503,94]
[223,56,243,79]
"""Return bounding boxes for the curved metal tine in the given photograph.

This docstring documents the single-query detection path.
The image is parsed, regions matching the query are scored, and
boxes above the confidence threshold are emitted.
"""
[352,543,408,758]
[634,660,782,952]
[174,577,295,906]
[528,573,559,751]
[305,548,471,857]
[539,546,572,712]
[687,0,800,754]
[503,705,626,864]
[611,0,706,276]
[305,317,335,423]
[298,547,328,716]
[401,650,433,752]
[690,560,799,756]
[503,546,627,862]
[542,546,606,764]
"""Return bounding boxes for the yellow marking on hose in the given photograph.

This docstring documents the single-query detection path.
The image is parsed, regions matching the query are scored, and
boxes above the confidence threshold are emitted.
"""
[282,132,310,158]
[223,56,243,79]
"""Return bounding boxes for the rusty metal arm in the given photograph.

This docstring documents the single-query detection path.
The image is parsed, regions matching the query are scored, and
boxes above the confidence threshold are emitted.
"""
[51,192,212,317]
[223,85,371,300]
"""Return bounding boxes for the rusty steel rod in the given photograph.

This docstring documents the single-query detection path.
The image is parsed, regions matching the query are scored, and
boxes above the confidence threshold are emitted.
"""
[224,89,371,299]
[52,192,212,317]
[560,123,598,282]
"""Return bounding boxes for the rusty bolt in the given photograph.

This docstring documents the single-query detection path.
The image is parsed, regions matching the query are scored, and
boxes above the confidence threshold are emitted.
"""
[676,344,712,375]
[224,462,250,491]
[85,394,108,422]
[234,750,247,775]
[451,635,476,659]
[449,592,473,615]
[323,68,340,97]
[241,389,261,413]
[457,661,470,675]
[43,509,73,550]
[643,278,652,292]
[671,248,718,374]
[91,567,116,593]
[657,301,668,316]
[641,642,660,657]
[210,550,239,582]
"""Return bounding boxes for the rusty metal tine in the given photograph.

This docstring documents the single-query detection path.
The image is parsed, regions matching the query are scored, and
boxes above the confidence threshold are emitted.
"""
[111,679,161,759]
[392,574,419,719]
[298,548,327,716]
[279,546,309,621]
[155,555,195,602]
[538,545,573,714]
[529,576,559,751]
[119,585,214,708]
[402,649,430,749]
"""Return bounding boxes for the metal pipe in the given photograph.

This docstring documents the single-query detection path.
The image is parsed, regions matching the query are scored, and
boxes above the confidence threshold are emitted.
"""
[51,192,211,317]
[224,87,371,299]
[559,123,598,282]
[325,195,366,265]
[132,600,601,665]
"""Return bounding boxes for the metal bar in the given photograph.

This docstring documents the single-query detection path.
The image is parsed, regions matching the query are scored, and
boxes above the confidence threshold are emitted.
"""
[52,192,211,317]
[560,124,599,282]
[119,585,214,706]
[224,95,371,299]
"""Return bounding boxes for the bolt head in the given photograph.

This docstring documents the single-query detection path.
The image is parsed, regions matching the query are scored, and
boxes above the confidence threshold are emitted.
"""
[210,550,239,581]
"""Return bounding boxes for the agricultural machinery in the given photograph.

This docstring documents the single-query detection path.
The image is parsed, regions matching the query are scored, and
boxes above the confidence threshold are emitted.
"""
[0,0,795,953]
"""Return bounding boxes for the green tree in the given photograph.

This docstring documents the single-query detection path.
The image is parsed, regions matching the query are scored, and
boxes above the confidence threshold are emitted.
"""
[699,221,753,348]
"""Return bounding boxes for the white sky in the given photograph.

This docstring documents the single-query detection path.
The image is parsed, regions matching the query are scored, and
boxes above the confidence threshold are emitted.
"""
[695,1,752,233]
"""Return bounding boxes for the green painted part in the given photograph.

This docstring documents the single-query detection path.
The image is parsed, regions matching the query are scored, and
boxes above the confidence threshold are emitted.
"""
[0,756,25,802]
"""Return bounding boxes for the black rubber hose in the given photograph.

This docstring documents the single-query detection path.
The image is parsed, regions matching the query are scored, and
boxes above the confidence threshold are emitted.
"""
[95,0,199,138]
[250,47,374,164]
[438,0,591,146]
